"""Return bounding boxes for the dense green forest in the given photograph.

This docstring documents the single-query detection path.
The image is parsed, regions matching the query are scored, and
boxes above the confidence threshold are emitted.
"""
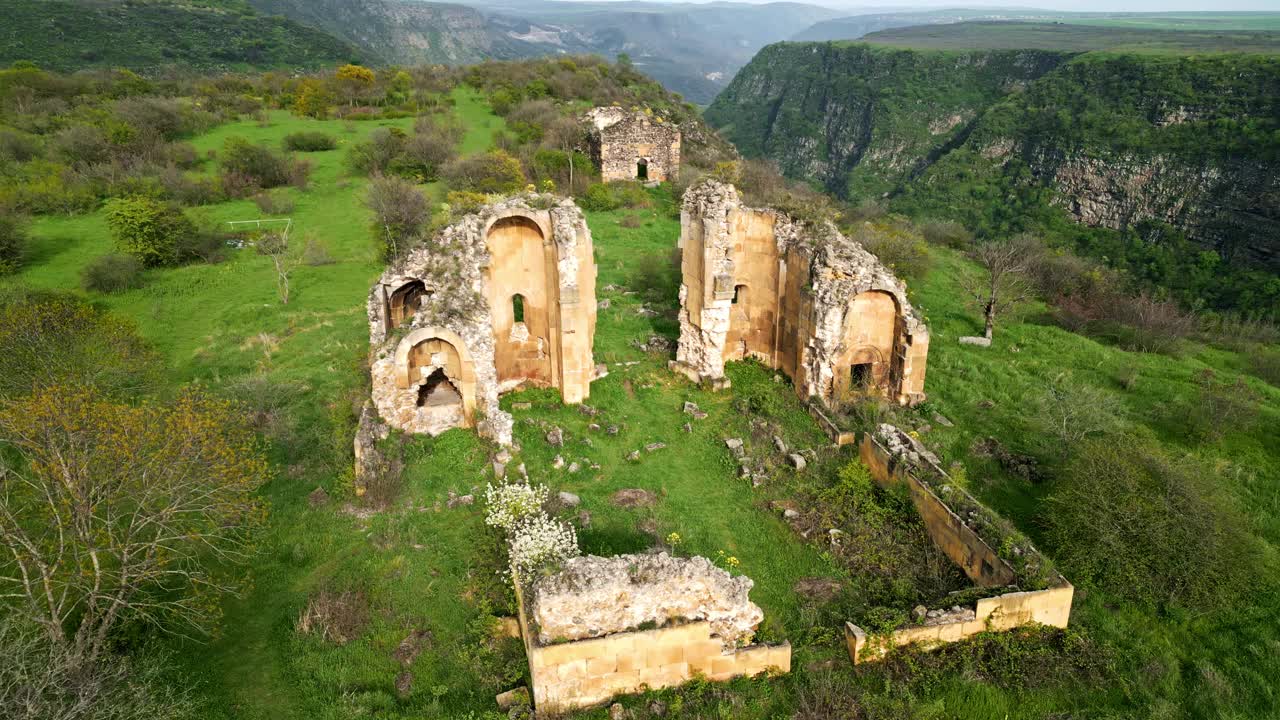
[1,52,1279,720]
[706,42,1280,317]
[0,0,359,72]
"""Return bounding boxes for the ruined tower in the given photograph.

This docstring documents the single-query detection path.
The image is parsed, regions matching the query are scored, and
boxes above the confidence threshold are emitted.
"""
[586,107,681,183]
[365,194,599,445]
[671,180,929,406]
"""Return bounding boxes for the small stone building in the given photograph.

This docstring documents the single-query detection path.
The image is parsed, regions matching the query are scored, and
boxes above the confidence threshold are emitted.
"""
[586,107,681,183]
[365,194,598,446]
[671,180,929,406]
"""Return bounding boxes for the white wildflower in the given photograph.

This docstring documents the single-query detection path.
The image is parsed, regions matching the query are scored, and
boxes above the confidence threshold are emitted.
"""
[484,480,548,531]
[507,513,579,580]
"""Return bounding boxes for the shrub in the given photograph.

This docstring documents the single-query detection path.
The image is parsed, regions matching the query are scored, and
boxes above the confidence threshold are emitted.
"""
[629,250,679,301]
[0,128,41,163]
[81,253,144,293]
[0,289,159,398]
[113,97,190,141]
[282,131,337,152]
[1109,292,1196,354]
[1173,369,1260,443]
[176,228,231,264]
[1029,374,1125,452]
[919,219,973,249]
[219,137,298,191]
[850,219,931,280]
[103,195,194,266]
[0,214,28,274]
[346,127,406,176]
[578,182,621,212]
[442,149,525,194]
[1042,435,1263,611]
[157,166,223,206]
[52,124,112,167]
[365,174,428,261]
[393,131,456,181]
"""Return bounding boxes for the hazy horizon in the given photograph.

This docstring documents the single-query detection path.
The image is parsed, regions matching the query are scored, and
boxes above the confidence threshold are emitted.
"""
[509,0,1280,13]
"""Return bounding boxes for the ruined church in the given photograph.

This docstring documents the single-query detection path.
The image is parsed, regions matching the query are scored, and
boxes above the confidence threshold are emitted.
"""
[586,107,681,183]
[365,195,598,446]
[671,180,929,406]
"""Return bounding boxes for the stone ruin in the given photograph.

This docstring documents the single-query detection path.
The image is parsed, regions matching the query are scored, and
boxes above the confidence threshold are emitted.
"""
[516,552,789,713]
[530,552,764,648]
[364,194,598,448]
[586,106,681,183]
[672,180,929,407]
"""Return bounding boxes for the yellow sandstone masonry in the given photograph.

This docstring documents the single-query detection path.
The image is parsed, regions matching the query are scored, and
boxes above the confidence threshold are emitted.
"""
[843,430,1074,665]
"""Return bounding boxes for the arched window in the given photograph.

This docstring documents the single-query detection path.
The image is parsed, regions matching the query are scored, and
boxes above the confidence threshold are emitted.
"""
[512,293,525,324]
[389,280,428,328]
[732,284,746,305]
[636,158,649,181]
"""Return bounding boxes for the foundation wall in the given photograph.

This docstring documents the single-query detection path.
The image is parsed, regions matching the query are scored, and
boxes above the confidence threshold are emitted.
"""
[845,581,1074,663]
[847,430,1074,664]
[514,577,789,713]
[860,433,1015,587]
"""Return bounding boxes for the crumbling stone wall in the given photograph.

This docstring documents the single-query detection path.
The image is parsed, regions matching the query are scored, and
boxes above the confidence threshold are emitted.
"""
[586,107,681,183]
[530,553,763,648]
[366,195,598,445]
[672,180,929,406]
[516,553,789,712]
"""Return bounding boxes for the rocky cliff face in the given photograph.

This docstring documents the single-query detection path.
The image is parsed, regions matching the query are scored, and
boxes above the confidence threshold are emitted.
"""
[705,43,1069,198]
[708,45,1280,280]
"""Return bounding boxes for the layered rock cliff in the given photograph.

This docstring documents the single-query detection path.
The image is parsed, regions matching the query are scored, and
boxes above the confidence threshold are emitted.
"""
[706,45,1280,290]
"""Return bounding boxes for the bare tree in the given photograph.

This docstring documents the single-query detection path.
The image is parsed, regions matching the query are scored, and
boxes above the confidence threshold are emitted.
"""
[961,234,1042,341]
[365,174,428,261]
[545,116,588,193]
[0,386,268,669]
[257,230,312,305]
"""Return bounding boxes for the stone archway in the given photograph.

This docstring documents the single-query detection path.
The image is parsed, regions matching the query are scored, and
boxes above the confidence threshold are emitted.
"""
[388,279,430,329]
[392,326,478,432]
[484,213,555,391]
[833,291,900,400]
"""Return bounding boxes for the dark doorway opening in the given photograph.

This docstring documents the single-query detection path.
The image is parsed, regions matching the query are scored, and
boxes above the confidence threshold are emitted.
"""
[732,284,746,305]
[417,368,462,407]
[851,363,873,389]
[636,158,649,181]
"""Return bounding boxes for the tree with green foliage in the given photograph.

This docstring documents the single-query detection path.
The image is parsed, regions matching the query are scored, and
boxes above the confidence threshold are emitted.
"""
[0,290,160,400]
[103,195,194,267]
[292,78,332,119]
[442,149,526,195]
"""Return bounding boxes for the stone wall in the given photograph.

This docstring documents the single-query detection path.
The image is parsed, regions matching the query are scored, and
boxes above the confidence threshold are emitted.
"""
[530,553,763,648]
[365,195,598,446]
[844,425,1074,664]
[515,553,790,713]
[672,180,929,406]
[587,107,681,183]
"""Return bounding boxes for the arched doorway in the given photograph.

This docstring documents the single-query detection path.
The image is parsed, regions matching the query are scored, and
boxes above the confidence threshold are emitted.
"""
[389,280,430,329]
[485,215,553,389]
[834,291,900,400]
[636,158,649,181]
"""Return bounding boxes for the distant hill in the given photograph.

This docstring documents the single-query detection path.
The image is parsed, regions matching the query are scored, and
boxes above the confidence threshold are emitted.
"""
[858,21,1280,54]
[251,0,842,103]
[0,0,359,72]
[794,10,1280,44]
[245,0,529,67]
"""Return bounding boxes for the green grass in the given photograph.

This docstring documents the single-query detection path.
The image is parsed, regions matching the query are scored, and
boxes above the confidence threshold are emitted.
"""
[7,89,1280,719]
